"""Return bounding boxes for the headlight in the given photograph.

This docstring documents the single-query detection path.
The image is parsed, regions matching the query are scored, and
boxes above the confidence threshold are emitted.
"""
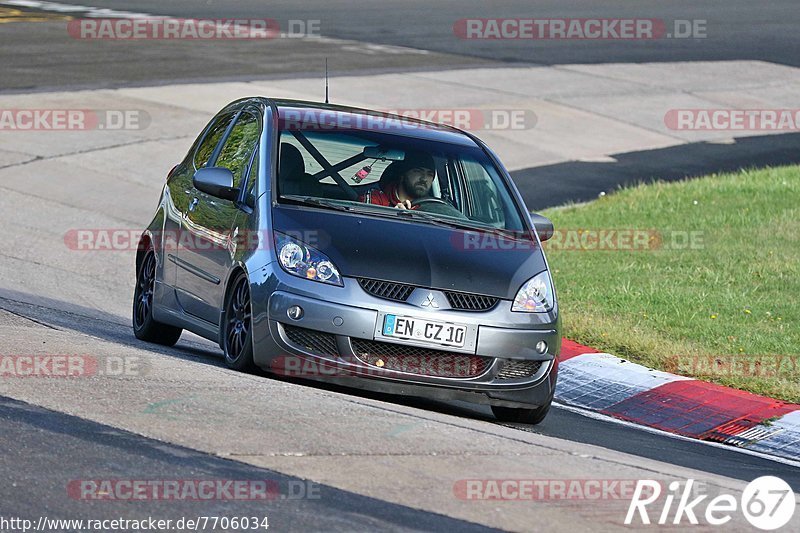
[512,271,554,312]
[274,232,343,286]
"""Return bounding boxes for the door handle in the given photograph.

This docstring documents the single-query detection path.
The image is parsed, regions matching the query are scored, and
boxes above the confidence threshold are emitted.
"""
[188,197,199,212]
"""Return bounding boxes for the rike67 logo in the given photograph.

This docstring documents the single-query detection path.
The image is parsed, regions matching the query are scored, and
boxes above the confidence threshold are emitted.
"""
[626,477,796,530]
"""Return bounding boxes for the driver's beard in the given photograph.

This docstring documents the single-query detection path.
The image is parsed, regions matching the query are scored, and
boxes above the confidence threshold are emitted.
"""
[401,180,428,199]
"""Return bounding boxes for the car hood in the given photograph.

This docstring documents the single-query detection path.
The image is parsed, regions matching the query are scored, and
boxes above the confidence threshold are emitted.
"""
[272,206,546,300]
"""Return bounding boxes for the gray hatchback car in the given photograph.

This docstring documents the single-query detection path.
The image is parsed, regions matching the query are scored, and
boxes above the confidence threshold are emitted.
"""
[133,97,560,424]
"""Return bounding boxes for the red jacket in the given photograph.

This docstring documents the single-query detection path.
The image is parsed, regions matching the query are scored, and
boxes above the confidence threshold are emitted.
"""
[359,183,419,209]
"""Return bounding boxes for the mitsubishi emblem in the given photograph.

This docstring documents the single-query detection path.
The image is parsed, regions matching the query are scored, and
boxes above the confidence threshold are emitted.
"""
[421,293,439,308]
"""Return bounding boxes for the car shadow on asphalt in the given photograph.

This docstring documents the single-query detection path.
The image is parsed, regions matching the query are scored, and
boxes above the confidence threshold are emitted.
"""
[0,288,481,414]
[0,288,226,369]
[0,395,500,532]
[515,131,800,211]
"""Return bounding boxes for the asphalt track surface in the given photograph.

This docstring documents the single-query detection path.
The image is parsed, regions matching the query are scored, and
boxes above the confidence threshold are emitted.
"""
[2,292,799,489]
[2,0,800,91]
[1,293,798,529]
[0,397,497,533]
[1,1,799,531]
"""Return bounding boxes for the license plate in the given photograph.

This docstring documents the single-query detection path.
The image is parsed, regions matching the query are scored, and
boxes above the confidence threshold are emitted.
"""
[382,314,467,348]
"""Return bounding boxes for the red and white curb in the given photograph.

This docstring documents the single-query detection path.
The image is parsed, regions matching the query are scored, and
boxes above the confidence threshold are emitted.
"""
[555,340,800,462]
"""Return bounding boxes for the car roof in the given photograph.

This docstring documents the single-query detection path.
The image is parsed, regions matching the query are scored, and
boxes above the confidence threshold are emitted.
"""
[265,98,480,147]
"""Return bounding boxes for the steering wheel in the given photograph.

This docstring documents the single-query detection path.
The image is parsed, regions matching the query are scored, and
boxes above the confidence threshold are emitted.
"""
[411,197,451,208]
[410,197,468,218]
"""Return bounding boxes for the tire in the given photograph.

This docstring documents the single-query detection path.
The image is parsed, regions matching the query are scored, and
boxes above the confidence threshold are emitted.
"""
[222,271,256,372]
[491,395,553,425]
[132,248,182,346]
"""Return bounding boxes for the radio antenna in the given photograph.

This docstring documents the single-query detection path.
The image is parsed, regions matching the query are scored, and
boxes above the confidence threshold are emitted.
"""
[325,58,329,104]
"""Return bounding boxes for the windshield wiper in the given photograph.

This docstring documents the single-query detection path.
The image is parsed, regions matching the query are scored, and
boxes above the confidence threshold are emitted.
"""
[391,209,459,228]
[279,195,355,212]
[280,196,527,239]
[393,209,523,237]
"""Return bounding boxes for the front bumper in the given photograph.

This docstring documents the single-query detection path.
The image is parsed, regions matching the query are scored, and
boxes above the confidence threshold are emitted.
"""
[249,268,559,409]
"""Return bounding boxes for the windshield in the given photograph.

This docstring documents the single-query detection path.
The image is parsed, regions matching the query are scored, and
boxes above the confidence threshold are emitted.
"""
[275,123,527,234]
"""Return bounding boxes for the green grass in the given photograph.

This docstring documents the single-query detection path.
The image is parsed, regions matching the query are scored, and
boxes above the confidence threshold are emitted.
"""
[542,165,800,403]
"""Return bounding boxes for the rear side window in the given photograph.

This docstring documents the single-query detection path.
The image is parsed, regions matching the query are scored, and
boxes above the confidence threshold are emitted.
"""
[194,113,235,169]
[216,112,260,189]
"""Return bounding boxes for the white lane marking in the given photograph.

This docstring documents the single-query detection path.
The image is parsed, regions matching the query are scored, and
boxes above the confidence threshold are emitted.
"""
[333,39,430,55]
[0,0,154,18]
[745,410,800,457]
[556,352,692,411]
[552,402,800,469]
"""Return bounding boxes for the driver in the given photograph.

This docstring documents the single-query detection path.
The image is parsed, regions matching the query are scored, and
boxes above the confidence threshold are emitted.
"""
[359,150,435,210]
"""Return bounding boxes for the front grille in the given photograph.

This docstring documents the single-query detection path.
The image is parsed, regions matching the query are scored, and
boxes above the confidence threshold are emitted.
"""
[358,278,415,302]
[351,339,492,378]
[444,290,499,311]
[495,359,543,380]
[358,277,499,311]
[283,325,339,357]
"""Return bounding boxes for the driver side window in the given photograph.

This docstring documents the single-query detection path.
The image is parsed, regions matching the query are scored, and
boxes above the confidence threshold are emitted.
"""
[462,159,505,226]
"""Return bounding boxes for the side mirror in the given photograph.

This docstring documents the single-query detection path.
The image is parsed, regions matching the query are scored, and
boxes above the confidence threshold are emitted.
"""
[193,167,238,201]
[530,213,554,242]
